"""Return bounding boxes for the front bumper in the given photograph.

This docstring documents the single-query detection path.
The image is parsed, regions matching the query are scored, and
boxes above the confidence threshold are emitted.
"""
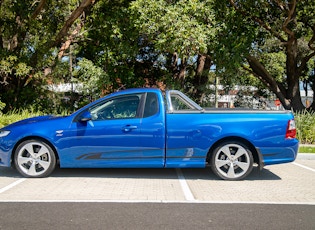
[0,139,13,167]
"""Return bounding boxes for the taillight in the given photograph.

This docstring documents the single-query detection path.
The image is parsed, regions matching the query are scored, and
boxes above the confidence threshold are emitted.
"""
[285,119,296,139]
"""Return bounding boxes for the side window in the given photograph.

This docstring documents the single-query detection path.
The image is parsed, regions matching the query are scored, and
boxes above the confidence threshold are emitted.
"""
[143,93,159,118]
[89,94,142,120]
[170,95,192,110]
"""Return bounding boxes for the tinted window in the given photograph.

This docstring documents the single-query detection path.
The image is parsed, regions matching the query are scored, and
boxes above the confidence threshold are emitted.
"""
[143,93,159,118]
[89,94,143,120]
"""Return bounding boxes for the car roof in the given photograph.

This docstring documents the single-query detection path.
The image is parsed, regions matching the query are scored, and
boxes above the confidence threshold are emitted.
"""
[107,88,162,97]
[72,88,163,116]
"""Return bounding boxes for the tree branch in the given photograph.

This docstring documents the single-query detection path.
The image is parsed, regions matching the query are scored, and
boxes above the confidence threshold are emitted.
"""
[57,19,84,59]
[308,23,315,52]
[281,0,296,38]
[52,0,96,47]
[272,0,288,11]
[297,23,315,76]
[245,55,290,107]
[31,0,46,19]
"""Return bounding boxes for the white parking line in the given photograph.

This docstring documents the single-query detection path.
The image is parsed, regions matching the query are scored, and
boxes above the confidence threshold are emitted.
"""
[0,178,26,194]
[175,169,195,201]
[293,162,315,172]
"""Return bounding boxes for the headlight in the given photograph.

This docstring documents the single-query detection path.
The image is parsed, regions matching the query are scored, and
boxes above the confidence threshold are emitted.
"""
[0,130,10,137]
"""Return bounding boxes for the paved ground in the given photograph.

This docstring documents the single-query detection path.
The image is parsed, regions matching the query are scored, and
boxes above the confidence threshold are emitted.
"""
[1,157,314,229]
[0,203,314,230]
[0,159,314,204]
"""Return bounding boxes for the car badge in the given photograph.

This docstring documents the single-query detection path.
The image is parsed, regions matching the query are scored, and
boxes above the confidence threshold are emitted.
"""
[56,130,64,137]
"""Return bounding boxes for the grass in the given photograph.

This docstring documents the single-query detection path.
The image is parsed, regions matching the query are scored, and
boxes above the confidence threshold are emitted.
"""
[299,146,315,154]
[0,110,43,128]
[295,111,315,145]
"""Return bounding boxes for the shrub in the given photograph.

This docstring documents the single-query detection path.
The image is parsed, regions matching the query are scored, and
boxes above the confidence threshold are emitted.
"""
[295,111,315,144]
[0,108,71,128]
[0,109,43,128]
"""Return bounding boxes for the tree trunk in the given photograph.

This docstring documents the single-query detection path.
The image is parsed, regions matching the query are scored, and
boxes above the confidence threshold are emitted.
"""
[171,52,178,77]
[177,59,186,88]
[246,54,306,112]
[171,53,186,88]
[285,35,305,112]
[288,79,305,112]
[309,72,315,111]
[246,55,290,108]
[194,54,212,103]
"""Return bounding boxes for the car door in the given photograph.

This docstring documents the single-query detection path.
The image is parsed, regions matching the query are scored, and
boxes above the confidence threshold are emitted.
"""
[58,93,144,167]
[138,92,166,167]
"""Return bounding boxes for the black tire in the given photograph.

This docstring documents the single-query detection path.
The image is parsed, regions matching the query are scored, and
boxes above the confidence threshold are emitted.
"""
[14,139,56,178]
[210,141,254,180]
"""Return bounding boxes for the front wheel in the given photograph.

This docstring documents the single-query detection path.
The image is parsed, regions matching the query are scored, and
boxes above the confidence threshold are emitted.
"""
[14,139,56,178]
[210,141,253,180]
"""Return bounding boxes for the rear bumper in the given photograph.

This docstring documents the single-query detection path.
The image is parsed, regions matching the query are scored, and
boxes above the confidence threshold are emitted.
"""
[257,140,299,167]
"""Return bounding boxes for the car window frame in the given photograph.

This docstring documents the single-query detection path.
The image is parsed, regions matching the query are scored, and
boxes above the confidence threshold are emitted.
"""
[74,93,147,122]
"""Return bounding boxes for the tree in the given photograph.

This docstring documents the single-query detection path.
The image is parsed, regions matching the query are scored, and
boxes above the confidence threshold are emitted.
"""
[73,58,108,101]
[0,0,97,112]
[77,0,143,91]
[214,0,315,111]
[130,0,217,102]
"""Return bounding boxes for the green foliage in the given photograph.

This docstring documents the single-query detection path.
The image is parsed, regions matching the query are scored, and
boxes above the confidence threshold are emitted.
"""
[295,111,315,144]
[80,0,141,89]
[299,146,315,154]
[0,0,86,112]
[131,0,216,57]
[260,50,287,83]
[0,109,43,128]
[213,0,315,111]
[0,107,71,128]
[129,0,221,100]
[1,0,314,113]
[73,58,109,101]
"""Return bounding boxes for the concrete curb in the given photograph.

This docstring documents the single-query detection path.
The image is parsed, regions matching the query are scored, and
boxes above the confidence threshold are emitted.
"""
[297,153,315,160]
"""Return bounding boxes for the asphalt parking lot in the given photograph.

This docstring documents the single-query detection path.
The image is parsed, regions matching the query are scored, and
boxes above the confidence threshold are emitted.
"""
[0,158,314,204]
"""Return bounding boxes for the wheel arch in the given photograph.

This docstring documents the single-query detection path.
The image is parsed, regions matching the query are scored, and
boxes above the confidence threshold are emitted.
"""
[11,136,59,165]
[207,136,260,166]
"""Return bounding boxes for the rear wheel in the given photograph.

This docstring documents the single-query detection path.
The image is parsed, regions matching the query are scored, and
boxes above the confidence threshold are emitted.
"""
[210,141,253,180]
[14,139,56,178]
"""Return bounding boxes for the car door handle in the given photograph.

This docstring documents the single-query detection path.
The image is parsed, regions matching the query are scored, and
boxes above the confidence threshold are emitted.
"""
[122,125,138,132]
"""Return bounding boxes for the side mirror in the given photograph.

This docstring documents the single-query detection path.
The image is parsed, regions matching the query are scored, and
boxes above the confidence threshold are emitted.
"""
[79,111,92,122]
